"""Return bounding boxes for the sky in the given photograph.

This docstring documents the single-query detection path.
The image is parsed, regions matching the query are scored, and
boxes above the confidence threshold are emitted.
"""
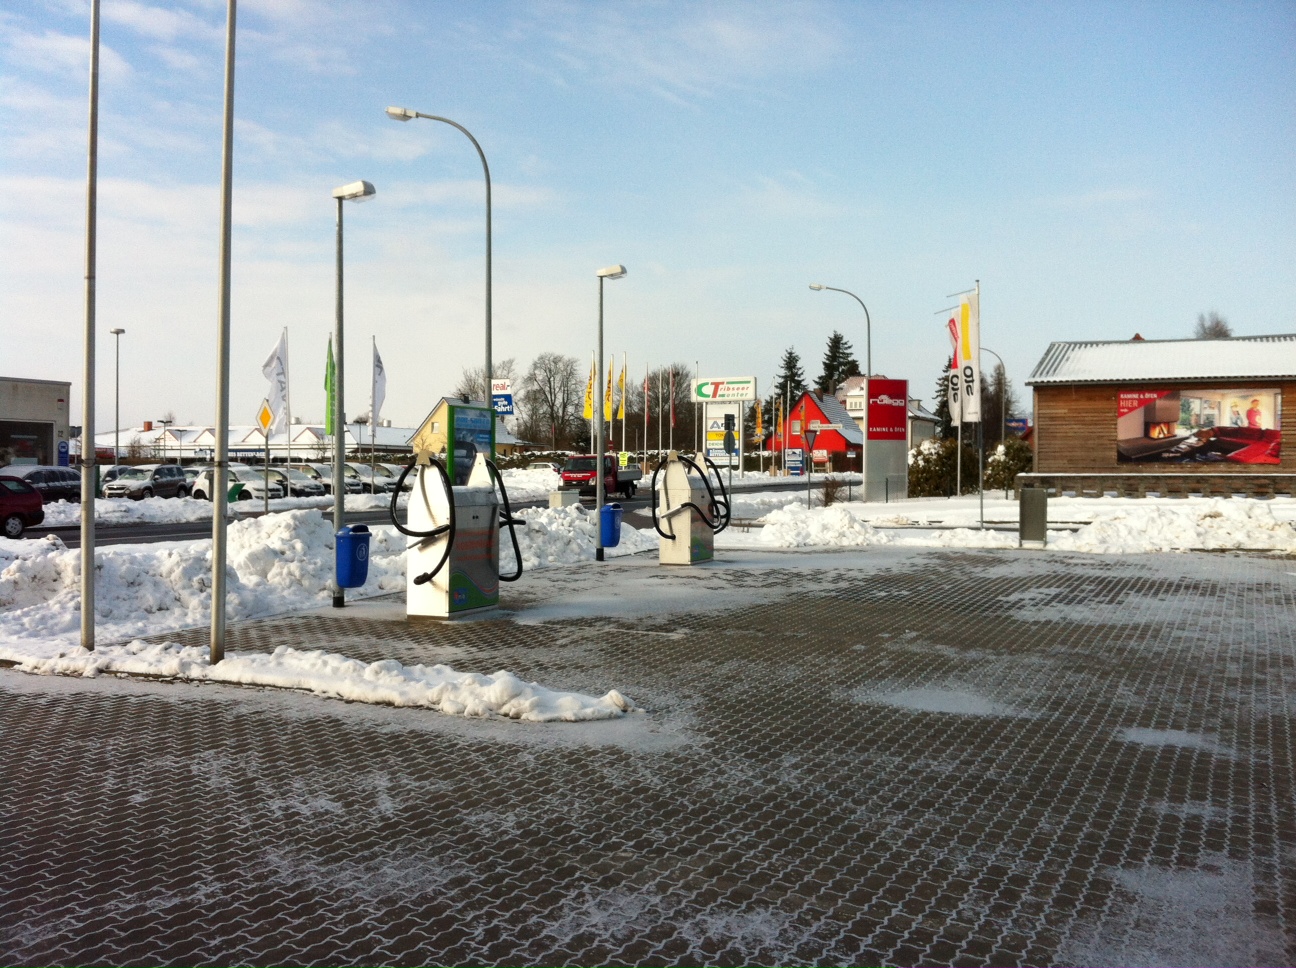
[3,0,1294,432]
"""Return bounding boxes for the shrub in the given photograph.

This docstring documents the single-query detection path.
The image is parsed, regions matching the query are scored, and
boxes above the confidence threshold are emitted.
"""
[907,437,980,497]
[983,438,1034,492]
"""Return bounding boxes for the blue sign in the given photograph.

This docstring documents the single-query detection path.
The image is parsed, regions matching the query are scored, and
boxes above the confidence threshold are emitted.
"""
[492,393,514,415]
[786,447,804,476]
[57,440,70,466]
[1006,417,1030,435]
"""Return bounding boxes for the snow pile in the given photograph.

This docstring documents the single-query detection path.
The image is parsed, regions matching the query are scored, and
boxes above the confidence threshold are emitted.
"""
[1050,499,1296,553]
[8,641,635,722]
[499,467,563,502]
[511,504,655,568]
[0,510,405,649]
[39,492,411,527]
[758,503,887,548]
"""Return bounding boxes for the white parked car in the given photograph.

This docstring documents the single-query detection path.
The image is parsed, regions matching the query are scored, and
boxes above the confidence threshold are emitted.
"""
[191,464,284,502]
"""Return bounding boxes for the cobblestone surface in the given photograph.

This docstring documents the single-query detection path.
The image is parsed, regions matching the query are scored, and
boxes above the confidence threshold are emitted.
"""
[2,548,1293,966]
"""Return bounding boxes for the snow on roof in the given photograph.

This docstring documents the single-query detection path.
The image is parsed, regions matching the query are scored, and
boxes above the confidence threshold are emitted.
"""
[1027,334,1296,385]
[908,400,939,423]
[809,392,865,444]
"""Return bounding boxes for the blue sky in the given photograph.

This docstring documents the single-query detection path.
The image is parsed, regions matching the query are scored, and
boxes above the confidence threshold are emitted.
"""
[3,0,1294,430]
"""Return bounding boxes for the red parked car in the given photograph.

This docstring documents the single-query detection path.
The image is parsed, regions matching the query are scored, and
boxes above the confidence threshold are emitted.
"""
[1,475,45,539]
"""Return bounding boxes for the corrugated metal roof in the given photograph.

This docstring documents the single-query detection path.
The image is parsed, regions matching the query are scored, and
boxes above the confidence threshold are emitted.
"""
[1027,334,1296,385]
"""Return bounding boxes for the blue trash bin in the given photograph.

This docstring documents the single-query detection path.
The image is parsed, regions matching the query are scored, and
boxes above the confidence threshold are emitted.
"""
[599,503,623,548]
[335,524,371,588]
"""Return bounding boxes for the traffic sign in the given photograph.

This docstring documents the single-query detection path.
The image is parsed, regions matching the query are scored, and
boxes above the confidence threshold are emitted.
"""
[255,399,274,434]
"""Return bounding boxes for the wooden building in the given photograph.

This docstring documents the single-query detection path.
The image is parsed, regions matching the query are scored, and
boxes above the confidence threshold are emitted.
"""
[1020,334,1296,497]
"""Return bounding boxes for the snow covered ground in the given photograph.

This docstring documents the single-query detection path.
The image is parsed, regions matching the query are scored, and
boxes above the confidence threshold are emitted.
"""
[0,501,649,722]
[4,488,1293,723]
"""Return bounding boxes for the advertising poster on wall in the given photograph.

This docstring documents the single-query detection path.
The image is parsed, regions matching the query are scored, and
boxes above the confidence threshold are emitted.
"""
[1116,387,1282,464]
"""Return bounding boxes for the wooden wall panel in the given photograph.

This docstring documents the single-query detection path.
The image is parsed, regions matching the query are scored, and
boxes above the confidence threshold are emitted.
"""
[1033,382,1296,475]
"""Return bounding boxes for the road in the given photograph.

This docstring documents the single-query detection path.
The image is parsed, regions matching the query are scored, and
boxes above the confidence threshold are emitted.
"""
[25,474,831,548]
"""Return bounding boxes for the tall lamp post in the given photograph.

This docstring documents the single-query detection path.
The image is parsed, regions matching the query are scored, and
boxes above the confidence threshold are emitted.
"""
[110,327,124,462]
[385,106,492,397]
[595,264,627,562]
[331,179,376,608]
[810,283,872,498]
[157,418,172,464]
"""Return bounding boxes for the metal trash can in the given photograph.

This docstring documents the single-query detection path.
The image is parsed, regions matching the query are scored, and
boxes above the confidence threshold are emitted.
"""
[1019,488,1047,547]
[335,524,372,587]
[599,503,623,548]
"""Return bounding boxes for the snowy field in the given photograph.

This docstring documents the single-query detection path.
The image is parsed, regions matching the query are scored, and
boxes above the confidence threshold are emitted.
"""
[4,487,1294,722]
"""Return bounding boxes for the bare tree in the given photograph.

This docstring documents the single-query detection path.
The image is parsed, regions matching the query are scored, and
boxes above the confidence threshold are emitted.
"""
[1194,311,1232,339]
[453,358,518,401]
[519,353,581,449]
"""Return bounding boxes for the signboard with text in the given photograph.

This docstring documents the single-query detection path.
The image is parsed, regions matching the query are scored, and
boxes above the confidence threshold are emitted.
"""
[491,378,514,415]
[693,377,757,402]
[866,379,908,441]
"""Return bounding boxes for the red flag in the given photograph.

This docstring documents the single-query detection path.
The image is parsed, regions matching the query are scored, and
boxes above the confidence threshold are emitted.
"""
[669,370,676,428]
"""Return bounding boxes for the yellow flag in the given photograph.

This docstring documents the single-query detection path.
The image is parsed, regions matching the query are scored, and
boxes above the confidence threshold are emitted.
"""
[615,358,627,420]
[754,401,763,438]
[582,355,595,419]
[604,359,614,422]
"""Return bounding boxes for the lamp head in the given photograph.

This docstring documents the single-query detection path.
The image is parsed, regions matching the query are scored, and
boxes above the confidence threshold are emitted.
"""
[809,283,826,291]
[110,327,125,335]
[597,264,627,279]
[385,106,416,122]
[332,180,376,201]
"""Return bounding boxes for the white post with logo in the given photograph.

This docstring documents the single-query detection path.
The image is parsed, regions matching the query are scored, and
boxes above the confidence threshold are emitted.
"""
[693,376,758,473]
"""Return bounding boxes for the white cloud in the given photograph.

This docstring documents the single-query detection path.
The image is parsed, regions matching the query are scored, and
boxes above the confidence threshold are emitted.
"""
[510,0,845,105]
[3,26,133,82]
[102,1,224,45]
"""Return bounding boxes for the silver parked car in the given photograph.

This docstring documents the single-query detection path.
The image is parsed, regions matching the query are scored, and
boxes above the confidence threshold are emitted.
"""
[103,463,189,500]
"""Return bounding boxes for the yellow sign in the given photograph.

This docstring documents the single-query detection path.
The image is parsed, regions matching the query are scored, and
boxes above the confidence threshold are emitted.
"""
[256,399,274,434]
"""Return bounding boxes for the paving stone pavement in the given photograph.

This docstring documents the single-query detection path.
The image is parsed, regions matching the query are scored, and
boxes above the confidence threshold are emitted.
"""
[2,547,1293,967]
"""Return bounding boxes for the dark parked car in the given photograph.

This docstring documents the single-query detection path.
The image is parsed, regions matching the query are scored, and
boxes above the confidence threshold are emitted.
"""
[103,463,190,500]
[287,462,362,495]
[0,475,45,538]
[264,467,326,498]
[0,465,81,503]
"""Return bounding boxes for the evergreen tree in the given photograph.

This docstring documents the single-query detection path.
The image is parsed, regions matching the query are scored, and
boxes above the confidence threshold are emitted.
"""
[933,358,956,440]
[772,347,808,408]
[815,331,861,394]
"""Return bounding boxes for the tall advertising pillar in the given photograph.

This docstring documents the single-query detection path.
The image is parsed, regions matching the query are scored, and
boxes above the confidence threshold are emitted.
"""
[865,379,908,502]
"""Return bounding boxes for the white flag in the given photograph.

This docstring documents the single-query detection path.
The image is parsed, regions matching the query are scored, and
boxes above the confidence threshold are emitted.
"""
[261,329,290,434]
[372,341,386,428]
[946,315,962,421]
[958,292,981,422]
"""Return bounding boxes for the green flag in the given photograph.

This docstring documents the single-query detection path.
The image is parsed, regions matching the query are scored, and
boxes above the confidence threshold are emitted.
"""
[325,337,336,435]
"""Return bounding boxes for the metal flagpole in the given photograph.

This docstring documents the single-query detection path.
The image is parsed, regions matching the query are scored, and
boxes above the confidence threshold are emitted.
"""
[283,326,291,469]
[210,0,236,663]
[370,336,376,483]
[976,280,984,529]
[80,0,100,652]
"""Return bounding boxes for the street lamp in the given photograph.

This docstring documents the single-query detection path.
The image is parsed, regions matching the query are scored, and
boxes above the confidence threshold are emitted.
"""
[156,418,172,464]
[808,284,871,378]
[331,178,376,608]
[385,106,493,399]
[810,283,873,499]
[595,264,627,562]
[110,327,124,463]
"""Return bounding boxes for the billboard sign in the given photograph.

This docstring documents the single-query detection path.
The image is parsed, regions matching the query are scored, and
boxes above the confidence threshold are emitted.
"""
[491,378,514,415]
[1116,387,1281,465]
[694,377,757,402]
[866,379,908,441]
